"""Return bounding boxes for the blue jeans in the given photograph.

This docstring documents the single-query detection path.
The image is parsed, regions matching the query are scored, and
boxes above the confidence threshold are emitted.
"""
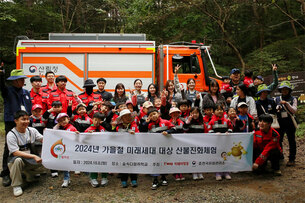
[63,171,70,180]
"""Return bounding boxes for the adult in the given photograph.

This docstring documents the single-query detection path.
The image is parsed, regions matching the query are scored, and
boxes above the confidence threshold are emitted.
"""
[275,81,298,166]
[78,79,103,106]
[164,80,182,105]
[30,76,48,113]
[41,71,57,94]
[253,64,278,100]
[6,110,43,196]
[48,75,78,113]
[0,69,32,187]
[255,84,277,118]
[202,79,227,110]
[226,68,242,104]
[130,79,147,107]
[252,114,282,176]
[146,83,159,104]
[112,83,128,104]
[230,83,257,119]
[96,78,113,101]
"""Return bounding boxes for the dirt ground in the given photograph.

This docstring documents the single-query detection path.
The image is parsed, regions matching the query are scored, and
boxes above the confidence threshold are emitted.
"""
[0,134,304,203]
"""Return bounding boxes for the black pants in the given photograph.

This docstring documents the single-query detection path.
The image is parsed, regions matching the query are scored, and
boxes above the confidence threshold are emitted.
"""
[253,148,281,170]
[278,119,296,161]
[1,121,15,177]
[120,173,137,182]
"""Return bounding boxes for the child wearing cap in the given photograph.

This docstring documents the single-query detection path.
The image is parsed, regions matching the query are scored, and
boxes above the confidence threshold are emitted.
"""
[30,104,46,157]
[53,113,79,188]
[237,102,255,132]
[30,104,46,135]
[126,100,140,125]
[112,109,139,188]
[275,81,298,166]
[138,101,154,132]
[71,103,92,133]
[207,103,233,181]
[168,107,185,181]
[85,112,108,188]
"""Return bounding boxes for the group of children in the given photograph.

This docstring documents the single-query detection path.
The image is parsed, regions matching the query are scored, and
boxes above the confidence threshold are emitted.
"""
[29,89,258,190]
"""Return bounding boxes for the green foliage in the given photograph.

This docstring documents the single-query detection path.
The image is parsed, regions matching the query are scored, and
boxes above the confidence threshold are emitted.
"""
[245,36,305,76]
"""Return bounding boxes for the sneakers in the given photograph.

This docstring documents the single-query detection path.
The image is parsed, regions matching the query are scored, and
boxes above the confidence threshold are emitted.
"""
[151,179,159,190]
[51,172,58,178]
[192,173,198,180]
[101,178,108,186]
[74,171,81,175]
[121,181,128,188]
[161,178,168,186]
[61,180,70,188]
[131,180,138,187]
[174,174,180,181]
[179,174,185,181]
[198,173,204,180]
[90,179,99,188]
[225,174,232,180]
[216,175,222,181]
[286,160,295,167]
[13,186,23,197]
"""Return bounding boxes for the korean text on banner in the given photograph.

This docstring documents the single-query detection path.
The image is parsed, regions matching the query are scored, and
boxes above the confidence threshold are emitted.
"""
[41,129,253,174]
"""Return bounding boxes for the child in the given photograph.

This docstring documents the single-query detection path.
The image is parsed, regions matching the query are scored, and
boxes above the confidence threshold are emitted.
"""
[143,108,177,189]
[178,99,190,122]
[202,104,214,127]
[237,102,255,132]
[30,104,46,157]
[71,103,92,133]
[126,100,140,125]
[168,107,185,181]
[30,104,46,135]
[220,76,233,100]
[227,107,244,132]
[183,107,206,180]
[113,109,139,187]
[243,70,254,88]
[207,103,233,181]
[41,101,63,178]
[153,97,162,111]
[139,101,154,132]
[53,113,79,188]
[85,112,108,187]
[42,101,63,129]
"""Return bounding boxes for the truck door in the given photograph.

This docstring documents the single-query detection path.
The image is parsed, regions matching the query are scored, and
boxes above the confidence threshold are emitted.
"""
[172,53,205,92]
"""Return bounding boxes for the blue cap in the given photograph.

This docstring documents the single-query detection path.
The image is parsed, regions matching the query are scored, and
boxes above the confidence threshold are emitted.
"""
[254,75,264,81]
[230,68,240,75]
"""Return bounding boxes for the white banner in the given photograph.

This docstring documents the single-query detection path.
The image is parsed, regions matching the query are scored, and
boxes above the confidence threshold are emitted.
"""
[41,129,253,173]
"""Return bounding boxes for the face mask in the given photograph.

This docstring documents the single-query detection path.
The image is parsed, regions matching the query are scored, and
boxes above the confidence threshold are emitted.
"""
[86,87,93,95]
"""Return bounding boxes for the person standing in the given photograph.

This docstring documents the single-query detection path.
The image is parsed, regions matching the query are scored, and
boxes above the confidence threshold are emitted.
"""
[30,76,49,113]
[0,69,32,186]
[96,78,113,101]
[275,81,298,166]
[78,79,103,106]
[41,71,57,94]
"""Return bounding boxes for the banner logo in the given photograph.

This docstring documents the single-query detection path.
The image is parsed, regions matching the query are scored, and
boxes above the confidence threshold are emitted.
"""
[227,142,247,160]
[29,65,37,73]
[50,139,66,158]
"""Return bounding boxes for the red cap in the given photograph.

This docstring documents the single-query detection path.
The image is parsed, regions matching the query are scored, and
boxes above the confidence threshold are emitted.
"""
[32,104,43,111]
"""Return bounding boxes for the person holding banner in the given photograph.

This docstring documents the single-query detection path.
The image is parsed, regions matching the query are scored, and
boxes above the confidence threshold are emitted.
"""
[114,109,139,188]
[6,110,43,197]
[53,113,79,188]
[85,112,108,188]
[252,114,282,176]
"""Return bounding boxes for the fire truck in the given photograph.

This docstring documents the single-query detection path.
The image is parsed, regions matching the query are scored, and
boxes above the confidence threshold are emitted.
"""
[16,33,222,94]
